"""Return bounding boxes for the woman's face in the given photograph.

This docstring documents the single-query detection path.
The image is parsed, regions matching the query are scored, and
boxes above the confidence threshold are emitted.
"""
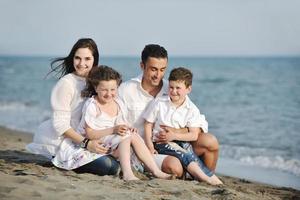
[73,48,94,77]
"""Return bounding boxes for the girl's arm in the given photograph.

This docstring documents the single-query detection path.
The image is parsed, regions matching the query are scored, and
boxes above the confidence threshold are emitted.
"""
[144,120,157,154]
[85,124,115,140]
[85,124,130,140]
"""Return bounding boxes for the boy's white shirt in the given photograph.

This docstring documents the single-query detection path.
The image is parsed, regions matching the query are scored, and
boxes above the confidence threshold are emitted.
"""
[142,95,208,142]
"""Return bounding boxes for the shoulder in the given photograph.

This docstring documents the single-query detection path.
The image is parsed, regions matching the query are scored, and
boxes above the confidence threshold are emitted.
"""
[186,97,200,112]
[119,76,140,90]
[83,97,98,115]
[54,73,81,89]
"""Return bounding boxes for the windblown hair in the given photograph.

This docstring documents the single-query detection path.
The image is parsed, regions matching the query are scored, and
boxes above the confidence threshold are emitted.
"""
[81,65,122,98]
[48,38,99,78]
[141,44,168,64]
[168,67,193,87]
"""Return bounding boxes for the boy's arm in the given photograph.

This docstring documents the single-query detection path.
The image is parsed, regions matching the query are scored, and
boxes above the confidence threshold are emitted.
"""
[144,120,157,154]
[156,127,199,142]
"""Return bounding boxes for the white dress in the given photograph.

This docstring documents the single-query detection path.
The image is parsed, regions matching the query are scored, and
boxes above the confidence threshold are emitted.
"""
[52,97,129,170]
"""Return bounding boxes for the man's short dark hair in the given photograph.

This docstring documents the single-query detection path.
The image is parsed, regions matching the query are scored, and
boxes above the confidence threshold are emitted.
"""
[141,44,168,64]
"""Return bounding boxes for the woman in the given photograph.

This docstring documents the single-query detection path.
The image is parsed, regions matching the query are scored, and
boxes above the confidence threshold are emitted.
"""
[27,38,120,176]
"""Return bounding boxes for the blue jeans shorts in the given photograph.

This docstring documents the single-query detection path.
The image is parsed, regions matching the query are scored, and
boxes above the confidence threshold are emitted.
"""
[154,142,213,177]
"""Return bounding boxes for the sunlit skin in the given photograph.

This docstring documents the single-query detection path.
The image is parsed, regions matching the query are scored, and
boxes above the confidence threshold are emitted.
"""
[140,57,167,96]
[73,48,94,78]
[168,80,191,107]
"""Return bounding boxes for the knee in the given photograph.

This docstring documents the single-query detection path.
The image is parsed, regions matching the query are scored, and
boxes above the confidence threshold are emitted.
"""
[206,133,219,151]
[102,156,120,175]
[161,156,183,178]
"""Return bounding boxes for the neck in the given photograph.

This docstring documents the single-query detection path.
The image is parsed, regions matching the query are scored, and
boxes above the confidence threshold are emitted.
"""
[171,97,186,107]
[141,80,163,97]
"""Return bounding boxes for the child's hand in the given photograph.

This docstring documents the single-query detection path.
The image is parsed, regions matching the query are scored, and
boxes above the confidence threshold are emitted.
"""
[146,143,158,154]
[155,126,176,143]
[114,124,129,136]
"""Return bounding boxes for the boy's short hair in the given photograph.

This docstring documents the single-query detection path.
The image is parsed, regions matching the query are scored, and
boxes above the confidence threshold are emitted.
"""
[168,67,193,87]
[141,44,168,64]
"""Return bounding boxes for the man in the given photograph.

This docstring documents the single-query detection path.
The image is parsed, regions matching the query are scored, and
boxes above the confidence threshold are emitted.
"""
[118,44,219,177]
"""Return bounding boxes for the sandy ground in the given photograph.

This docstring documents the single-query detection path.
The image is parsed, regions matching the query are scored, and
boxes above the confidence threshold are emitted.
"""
[0,126,299,200]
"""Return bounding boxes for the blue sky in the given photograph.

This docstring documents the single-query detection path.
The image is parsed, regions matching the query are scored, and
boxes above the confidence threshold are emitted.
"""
[0,0,300,56]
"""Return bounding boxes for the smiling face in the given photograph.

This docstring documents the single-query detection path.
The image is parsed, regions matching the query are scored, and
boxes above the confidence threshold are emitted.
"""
[95,80,118,104]
[141,57,168,88]
[168,80,191,106]
[73,48,94,77]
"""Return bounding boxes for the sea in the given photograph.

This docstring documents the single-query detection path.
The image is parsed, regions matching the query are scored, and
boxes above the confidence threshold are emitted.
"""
[0,56,300,189]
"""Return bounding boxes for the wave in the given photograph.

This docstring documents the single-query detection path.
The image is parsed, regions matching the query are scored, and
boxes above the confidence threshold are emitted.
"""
[220,144,300,177]
[0,101,51,133]
[0,101,36,110]
[240,155,300,177]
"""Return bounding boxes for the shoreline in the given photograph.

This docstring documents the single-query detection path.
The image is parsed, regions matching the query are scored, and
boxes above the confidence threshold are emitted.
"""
[0,126,299,199]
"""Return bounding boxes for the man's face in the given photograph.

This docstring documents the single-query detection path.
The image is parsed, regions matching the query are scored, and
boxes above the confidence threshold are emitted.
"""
[140,57,168,87]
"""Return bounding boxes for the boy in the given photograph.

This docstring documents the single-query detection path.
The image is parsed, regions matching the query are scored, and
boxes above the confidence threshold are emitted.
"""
[143,67,222,185]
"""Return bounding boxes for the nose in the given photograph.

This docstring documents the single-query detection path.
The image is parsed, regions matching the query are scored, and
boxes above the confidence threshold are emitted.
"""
[79,59,85,66]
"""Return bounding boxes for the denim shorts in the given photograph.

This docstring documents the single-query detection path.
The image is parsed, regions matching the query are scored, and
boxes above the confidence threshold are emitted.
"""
[154,142,213,177]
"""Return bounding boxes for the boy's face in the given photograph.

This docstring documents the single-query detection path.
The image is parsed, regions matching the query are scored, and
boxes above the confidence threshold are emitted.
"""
[140,57,167,88]
[168,80,191,105]
[95,80,118,104]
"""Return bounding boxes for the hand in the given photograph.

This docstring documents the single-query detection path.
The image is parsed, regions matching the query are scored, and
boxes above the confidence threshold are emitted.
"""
[114,124,129,136]
[155,126,176,143]
[146,143,158,154]
[87,139,110,154]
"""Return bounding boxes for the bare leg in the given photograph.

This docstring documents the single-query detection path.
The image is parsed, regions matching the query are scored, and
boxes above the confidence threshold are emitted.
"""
[161,156,183,178]
[191,132,219,171]
[187,162,223,185]
[130,133,171,179]
[117,137,139,181]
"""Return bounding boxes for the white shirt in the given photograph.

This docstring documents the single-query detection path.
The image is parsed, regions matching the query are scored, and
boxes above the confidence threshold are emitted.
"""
[143,95,208,141]
[26,73,86,158]
[118,74,168,139]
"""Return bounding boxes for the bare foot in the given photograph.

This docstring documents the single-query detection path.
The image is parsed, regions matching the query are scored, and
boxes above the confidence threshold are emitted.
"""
[123,175,140,181]
[207,175,223,185]
[153,170,175,180]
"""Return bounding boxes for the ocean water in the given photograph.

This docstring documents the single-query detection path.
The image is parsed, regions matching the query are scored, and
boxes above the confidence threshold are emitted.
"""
[0,56,300,189]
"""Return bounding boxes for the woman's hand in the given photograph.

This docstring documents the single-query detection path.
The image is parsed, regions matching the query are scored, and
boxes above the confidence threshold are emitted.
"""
[86,139,110,154]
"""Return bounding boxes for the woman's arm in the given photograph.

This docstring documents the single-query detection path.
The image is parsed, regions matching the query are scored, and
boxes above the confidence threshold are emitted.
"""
[63,128,109,154]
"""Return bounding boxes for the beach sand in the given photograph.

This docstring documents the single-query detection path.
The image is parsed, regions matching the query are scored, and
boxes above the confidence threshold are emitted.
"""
[0,126,299,200]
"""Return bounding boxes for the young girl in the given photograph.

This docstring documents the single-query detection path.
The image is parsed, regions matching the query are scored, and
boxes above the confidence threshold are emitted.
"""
[78,65,172,181]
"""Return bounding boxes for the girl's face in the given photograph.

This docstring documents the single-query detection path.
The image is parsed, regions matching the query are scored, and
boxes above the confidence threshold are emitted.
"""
[95,80,118,104]
[73,48,94,77]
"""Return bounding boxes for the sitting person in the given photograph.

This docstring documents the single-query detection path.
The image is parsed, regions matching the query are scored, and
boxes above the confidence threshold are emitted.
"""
[60,65,171,180]
[143,67,223,185]
[27,38,120,176]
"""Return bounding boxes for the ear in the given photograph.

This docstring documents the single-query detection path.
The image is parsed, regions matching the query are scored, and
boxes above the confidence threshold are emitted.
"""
[140,61,145,71]
[187,85,192,94]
